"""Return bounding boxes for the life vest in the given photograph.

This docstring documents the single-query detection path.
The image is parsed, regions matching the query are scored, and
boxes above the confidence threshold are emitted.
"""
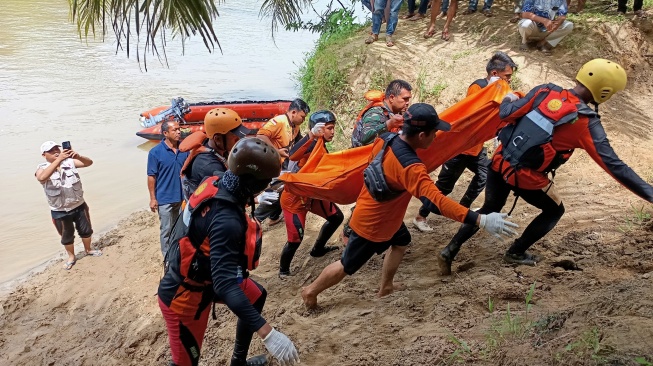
[351,90,390,148]
[165,176,263,291]
[497,84,578,179]
[179,132,227,200]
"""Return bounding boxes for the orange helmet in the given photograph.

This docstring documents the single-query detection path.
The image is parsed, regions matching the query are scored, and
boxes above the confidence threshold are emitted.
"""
[204,108,250,138]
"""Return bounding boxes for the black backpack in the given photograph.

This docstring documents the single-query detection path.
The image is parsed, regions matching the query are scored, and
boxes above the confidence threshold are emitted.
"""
[363,133,403,202]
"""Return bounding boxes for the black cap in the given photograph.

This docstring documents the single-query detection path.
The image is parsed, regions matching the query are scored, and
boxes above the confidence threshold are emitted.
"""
[229,124,253,138]
[403,103,451,132]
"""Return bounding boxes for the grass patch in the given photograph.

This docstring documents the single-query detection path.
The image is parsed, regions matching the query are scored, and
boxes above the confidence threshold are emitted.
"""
[296,9,368,110]
[618,204,651,233]
[452,49,475,60]
[369,69,393,91]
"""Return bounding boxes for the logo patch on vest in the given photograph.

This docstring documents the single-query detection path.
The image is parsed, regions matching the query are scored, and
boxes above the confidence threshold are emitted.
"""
[547,99,563,113]
[194,182,208,197]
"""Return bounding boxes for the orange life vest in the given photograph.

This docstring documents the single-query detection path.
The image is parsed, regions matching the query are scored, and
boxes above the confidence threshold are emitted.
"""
[166,176,263,290]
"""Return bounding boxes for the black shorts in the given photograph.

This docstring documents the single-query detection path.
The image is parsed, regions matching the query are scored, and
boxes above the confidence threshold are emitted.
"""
[51,203,93,245]
[340,223,411,275]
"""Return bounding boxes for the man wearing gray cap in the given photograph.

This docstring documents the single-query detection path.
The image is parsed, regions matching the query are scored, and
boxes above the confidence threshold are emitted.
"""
[35,141,101,270]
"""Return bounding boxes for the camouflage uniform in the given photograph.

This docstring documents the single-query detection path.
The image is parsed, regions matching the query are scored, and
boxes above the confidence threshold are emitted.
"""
[351,103,392,148]
[344,102,393,239]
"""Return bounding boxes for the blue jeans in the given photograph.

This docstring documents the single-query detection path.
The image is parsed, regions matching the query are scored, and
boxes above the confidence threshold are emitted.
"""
[407,0,429,14]
[469,0,494,11]
[442,0,450,12]
[372,0,404,35]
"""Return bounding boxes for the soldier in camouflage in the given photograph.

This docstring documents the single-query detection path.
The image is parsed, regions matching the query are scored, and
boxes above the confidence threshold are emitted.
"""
[343,80,412,243]
[351,79,412,148]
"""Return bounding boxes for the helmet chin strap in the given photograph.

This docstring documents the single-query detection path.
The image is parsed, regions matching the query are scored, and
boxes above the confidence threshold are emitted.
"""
[590,100,600,114]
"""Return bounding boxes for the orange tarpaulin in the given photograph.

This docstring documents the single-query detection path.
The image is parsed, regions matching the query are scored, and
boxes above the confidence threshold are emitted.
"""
[280,80,517,205]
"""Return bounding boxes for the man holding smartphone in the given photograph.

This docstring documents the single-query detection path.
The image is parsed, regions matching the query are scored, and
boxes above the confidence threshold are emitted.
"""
[36,141,100,270]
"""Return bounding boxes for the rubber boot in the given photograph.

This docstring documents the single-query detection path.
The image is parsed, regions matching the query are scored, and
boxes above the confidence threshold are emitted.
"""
[279,242,300,277]
[438,241,462,276]
[230,354,268,366]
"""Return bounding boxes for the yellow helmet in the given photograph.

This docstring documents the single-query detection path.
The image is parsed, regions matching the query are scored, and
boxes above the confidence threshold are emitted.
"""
[204,108,250,138]
[575,59,627,104]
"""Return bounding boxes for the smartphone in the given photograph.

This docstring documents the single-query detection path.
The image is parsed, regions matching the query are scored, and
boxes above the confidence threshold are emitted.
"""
[61,141,72,150]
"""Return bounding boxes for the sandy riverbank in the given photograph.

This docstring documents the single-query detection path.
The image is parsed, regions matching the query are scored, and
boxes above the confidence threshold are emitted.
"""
[2,4,653,365]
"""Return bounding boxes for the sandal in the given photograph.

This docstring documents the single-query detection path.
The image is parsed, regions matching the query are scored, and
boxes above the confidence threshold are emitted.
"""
[386,35,395,47]
[482,9,493,17]
[462,9,476,15]
[63,260,76,270]
[510,13,521,23]
[441,29,451,41]
[86,250,103,257]
[634,9,648,18]
[408,13,425,21]
[423,29,436,39]
[400,13,415,19]
[365,34,378,44]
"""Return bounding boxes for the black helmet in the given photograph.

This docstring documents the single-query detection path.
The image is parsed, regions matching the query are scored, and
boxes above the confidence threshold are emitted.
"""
[308,110,336,129]
[228,138,281,180]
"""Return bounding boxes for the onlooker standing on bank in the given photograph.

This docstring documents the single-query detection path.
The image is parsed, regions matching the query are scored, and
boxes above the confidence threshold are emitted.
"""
[147,121,188,258]
[36,141,101,271]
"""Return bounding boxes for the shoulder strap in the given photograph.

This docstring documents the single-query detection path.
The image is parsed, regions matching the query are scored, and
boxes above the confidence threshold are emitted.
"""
[373,133,398,161]
[471,79,489,89]
[188,176,220,212]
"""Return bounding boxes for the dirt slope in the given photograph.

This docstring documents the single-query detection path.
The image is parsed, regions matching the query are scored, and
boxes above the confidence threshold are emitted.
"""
[1,4,653,365]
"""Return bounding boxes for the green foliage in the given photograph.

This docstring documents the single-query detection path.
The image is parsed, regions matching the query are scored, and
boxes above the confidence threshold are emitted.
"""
[525,282,536,315]
[561,328,605,362]
[510,68,524,92]
[369,69,393,92]
[618,204,651,233]
[446,334,472,364]
[484,283,537,352]
[296,8,366,110]
[635,357,653,366]
[487,297,494,314]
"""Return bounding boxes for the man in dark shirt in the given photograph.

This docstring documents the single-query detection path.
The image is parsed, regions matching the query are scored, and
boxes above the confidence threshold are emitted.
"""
[159,138,300,366]
[181,108,252,200]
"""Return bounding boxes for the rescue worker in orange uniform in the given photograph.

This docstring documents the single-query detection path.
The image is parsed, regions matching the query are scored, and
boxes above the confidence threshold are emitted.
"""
[158,138,300,366]
[413,52,518,232]
[255,99,310,225]
[279,110,344,278]
[301,103,518,309]
[438,59,653,275]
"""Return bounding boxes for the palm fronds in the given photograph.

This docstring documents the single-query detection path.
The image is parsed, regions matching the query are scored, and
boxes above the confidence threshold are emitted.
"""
[69,0,221,69]
[259,0,312,36]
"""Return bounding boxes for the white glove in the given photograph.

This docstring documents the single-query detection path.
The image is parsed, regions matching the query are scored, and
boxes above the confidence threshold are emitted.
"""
[311,122,326,137]
[479,212,519,240]
[489,76,501,84]
[503,92,520,103]
[182,204,191,226]
[263,328,300,366]
[256,191,279,206]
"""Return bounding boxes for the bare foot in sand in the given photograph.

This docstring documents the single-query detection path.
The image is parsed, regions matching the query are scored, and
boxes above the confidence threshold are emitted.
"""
[378,282,406,297]
[301,287,317,309]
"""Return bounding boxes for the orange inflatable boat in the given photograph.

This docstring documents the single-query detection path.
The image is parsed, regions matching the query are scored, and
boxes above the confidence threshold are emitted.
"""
[137,98,292,141]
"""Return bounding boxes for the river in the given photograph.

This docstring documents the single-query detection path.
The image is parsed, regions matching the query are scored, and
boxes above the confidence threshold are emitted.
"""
[0,0,362,288]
